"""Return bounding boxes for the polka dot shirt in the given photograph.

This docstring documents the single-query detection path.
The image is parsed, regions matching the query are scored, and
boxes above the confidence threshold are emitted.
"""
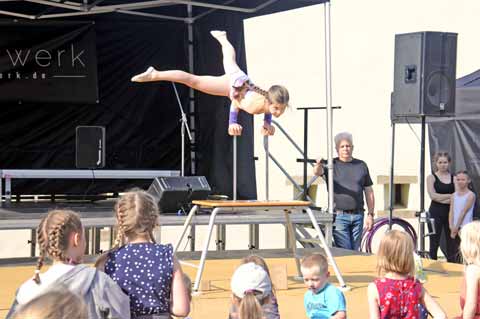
[105,243,174,317]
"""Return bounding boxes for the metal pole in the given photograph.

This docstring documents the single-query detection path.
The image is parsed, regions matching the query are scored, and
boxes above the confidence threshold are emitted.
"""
[419,115,426,252]
[181,122,185,176]
[389,123,396,229]
[265,136,269,200]
[187,5,196,175]
[233,136,237,200]
[324,2,334,216]
[303,109,308,201]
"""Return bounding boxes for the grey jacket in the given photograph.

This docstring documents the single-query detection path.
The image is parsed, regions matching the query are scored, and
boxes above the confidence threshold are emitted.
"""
[7,264,131,319]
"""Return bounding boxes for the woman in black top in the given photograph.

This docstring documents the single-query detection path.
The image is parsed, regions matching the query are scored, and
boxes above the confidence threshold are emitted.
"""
[426,151,455,260]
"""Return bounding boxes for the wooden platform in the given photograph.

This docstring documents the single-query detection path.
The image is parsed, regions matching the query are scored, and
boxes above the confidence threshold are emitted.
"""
[0,249,465,319]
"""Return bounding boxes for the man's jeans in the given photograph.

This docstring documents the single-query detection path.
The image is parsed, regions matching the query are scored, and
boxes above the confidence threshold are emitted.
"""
[333,212,364,250]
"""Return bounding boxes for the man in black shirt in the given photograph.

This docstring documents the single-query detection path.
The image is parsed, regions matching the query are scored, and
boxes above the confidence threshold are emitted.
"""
[313,132,375,250]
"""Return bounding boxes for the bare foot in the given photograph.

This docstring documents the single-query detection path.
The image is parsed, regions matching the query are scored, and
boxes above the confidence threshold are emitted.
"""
[131,66,156,82]
[210,30,227,41]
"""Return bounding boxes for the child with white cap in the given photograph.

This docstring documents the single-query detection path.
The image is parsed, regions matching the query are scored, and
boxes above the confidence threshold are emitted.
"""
[230,262,274,319]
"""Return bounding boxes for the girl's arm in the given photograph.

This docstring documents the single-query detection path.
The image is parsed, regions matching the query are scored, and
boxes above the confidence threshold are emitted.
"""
[455,192,476,229]
[170,256,191,317]
[462,265,480,319]
[449,194,455,229]
[422,287,446,319]
[427,175,451,204]
[367,283,381,319]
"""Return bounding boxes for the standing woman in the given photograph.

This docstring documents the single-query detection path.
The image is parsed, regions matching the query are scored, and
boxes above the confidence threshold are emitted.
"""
[427,151,455,261]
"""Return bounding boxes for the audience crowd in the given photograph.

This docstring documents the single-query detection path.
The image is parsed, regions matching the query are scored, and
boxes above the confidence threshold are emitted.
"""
[5,164,479,318]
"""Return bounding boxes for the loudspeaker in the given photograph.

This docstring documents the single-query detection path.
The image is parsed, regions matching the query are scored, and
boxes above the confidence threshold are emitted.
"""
[148,176,211,213]
[392,31,457,121]
[76,126,105,169]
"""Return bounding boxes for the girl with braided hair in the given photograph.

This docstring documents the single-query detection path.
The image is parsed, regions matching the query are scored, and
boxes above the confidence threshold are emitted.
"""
[7,210,130,319]
[96,189,190,319]
[131,30,289,137]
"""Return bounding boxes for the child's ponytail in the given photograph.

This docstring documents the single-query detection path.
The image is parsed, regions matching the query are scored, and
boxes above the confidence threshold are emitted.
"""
[238,292,263,319]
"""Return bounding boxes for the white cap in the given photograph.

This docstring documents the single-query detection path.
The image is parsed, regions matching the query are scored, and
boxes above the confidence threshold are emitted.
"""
[231,262,272,299]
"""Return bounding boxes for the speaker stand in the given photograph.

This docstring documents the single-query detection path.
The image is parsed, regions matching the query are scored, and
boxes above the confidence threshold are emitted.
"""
[389,115,430,258]
[171,82,192,177]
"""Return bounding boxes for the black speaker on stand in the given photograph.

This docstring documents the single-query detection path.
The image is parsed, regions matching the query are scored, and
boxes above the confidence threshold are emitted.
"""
[392,31,457,122]
[389,31,457,258]
[76,126,105,169]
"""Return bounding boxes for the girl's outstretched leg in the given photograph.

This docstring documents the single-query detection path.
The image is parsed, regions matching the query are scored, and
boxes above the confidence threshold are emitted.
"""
[210,30,240,74]
[131,67,230,97]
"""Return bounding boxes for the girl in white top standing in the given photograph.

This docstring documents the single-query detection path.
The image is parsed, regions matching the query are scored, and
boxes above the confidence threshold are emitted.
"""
[450,170,476,263]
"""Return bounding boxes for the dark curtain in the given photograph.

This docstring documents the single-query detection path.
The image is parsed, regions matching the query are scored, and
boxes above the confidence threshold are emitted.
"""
[0,14,257,198]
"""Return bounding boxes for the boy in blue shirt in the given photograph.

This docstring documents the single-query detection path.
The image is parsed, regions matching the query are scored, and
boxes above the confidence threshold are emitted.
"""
[301,253,346,319]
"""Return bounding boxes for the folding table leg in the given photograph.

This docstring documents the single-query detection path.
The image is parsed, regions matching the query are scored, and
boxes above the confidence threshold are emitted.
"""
[193,207,219,291]
[305,207,348,289]
[174,205,198,253]
[284,210,302,277]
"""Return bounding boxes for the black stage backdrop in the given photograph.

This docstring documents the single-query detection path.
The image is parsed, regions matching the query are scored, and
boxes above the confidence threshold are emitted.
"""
[0,1,327,199]
[0,15,255,198]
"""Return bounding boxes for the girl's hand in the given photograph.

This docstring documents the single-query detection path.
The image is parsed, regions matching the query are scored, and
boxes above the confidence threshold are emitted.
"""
[261,124,275,136]
[450,228,458,239]
[228,123,243,136]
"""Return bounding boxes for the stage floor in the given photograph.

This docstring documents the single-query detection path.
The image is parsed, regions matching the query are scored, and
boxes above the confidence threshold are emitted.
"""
[0,248,464,319]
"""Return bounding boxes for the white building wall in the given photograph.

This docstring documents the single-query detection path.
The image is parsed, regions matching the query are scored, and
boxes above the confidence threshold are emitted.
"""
[244,0,480,212]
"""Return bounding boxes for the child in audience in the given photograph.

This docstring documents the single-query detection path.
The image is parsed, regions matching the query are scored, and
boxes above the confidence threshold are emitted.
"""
[96,189,190,319]
[11,288,87,319]
[455,221,480,319]
[367,230,446,319]
[449,170,476,263]
[229,255,280,319]
[301,253,346,319]
[230,262,274,319]
[7,210,130,319]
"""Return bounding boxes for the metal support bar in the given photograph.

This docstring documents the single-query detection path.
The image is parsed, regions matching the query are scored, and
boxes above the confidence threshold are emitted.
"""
[284,210,302,277]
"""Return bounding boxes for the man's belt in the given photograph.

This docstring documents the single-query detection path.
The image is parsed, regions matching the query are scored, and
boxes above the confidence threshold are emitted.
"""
[334,209,358,214]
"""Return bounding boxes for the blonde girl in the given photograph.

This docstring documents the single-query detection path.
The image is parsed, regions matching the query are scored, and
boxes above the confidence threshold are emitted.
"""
[230,262,273,319]
[449,170,476,263]
[455,221,480,318]
[7,210,130,319]
[96,189,190,319]
[131,30,289,137]
[228,255,280,319]
[367,230,446,319]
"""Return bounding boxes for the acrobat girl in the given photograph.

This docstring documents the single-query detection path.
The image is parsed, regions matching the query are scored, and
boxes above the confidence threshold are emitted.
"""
[131,30,289,136]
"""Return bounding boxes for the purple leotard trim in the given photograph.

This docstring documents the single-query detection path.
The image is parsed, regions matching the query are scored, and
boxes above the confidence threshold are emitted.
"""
[264,113,272,125]
[229,110,239,125]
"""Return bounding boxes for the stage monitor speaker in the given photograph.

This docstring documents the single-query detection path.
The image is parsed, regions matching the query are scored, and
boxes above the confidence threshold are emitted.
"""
[392,31,457,121]
[148,176,211,214]
[76,126,105,169]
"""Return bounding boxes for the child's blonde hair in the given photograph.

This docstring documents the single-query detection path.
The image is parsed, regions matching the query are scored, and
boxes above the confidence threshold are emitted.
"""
[12,288,87,319]
[460,221,480,265]
[377,230,415,276]
[113,188,159,246]
[250,84,289,108]
[95,189,159,268]
[300,253,329,275]
[268,85,289,107]
[34,210,83,284]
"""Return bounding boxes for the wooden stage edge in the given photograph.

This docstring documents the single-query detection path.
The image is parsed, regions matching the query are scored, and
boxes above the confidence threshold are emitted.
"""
[0,249,466,319]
